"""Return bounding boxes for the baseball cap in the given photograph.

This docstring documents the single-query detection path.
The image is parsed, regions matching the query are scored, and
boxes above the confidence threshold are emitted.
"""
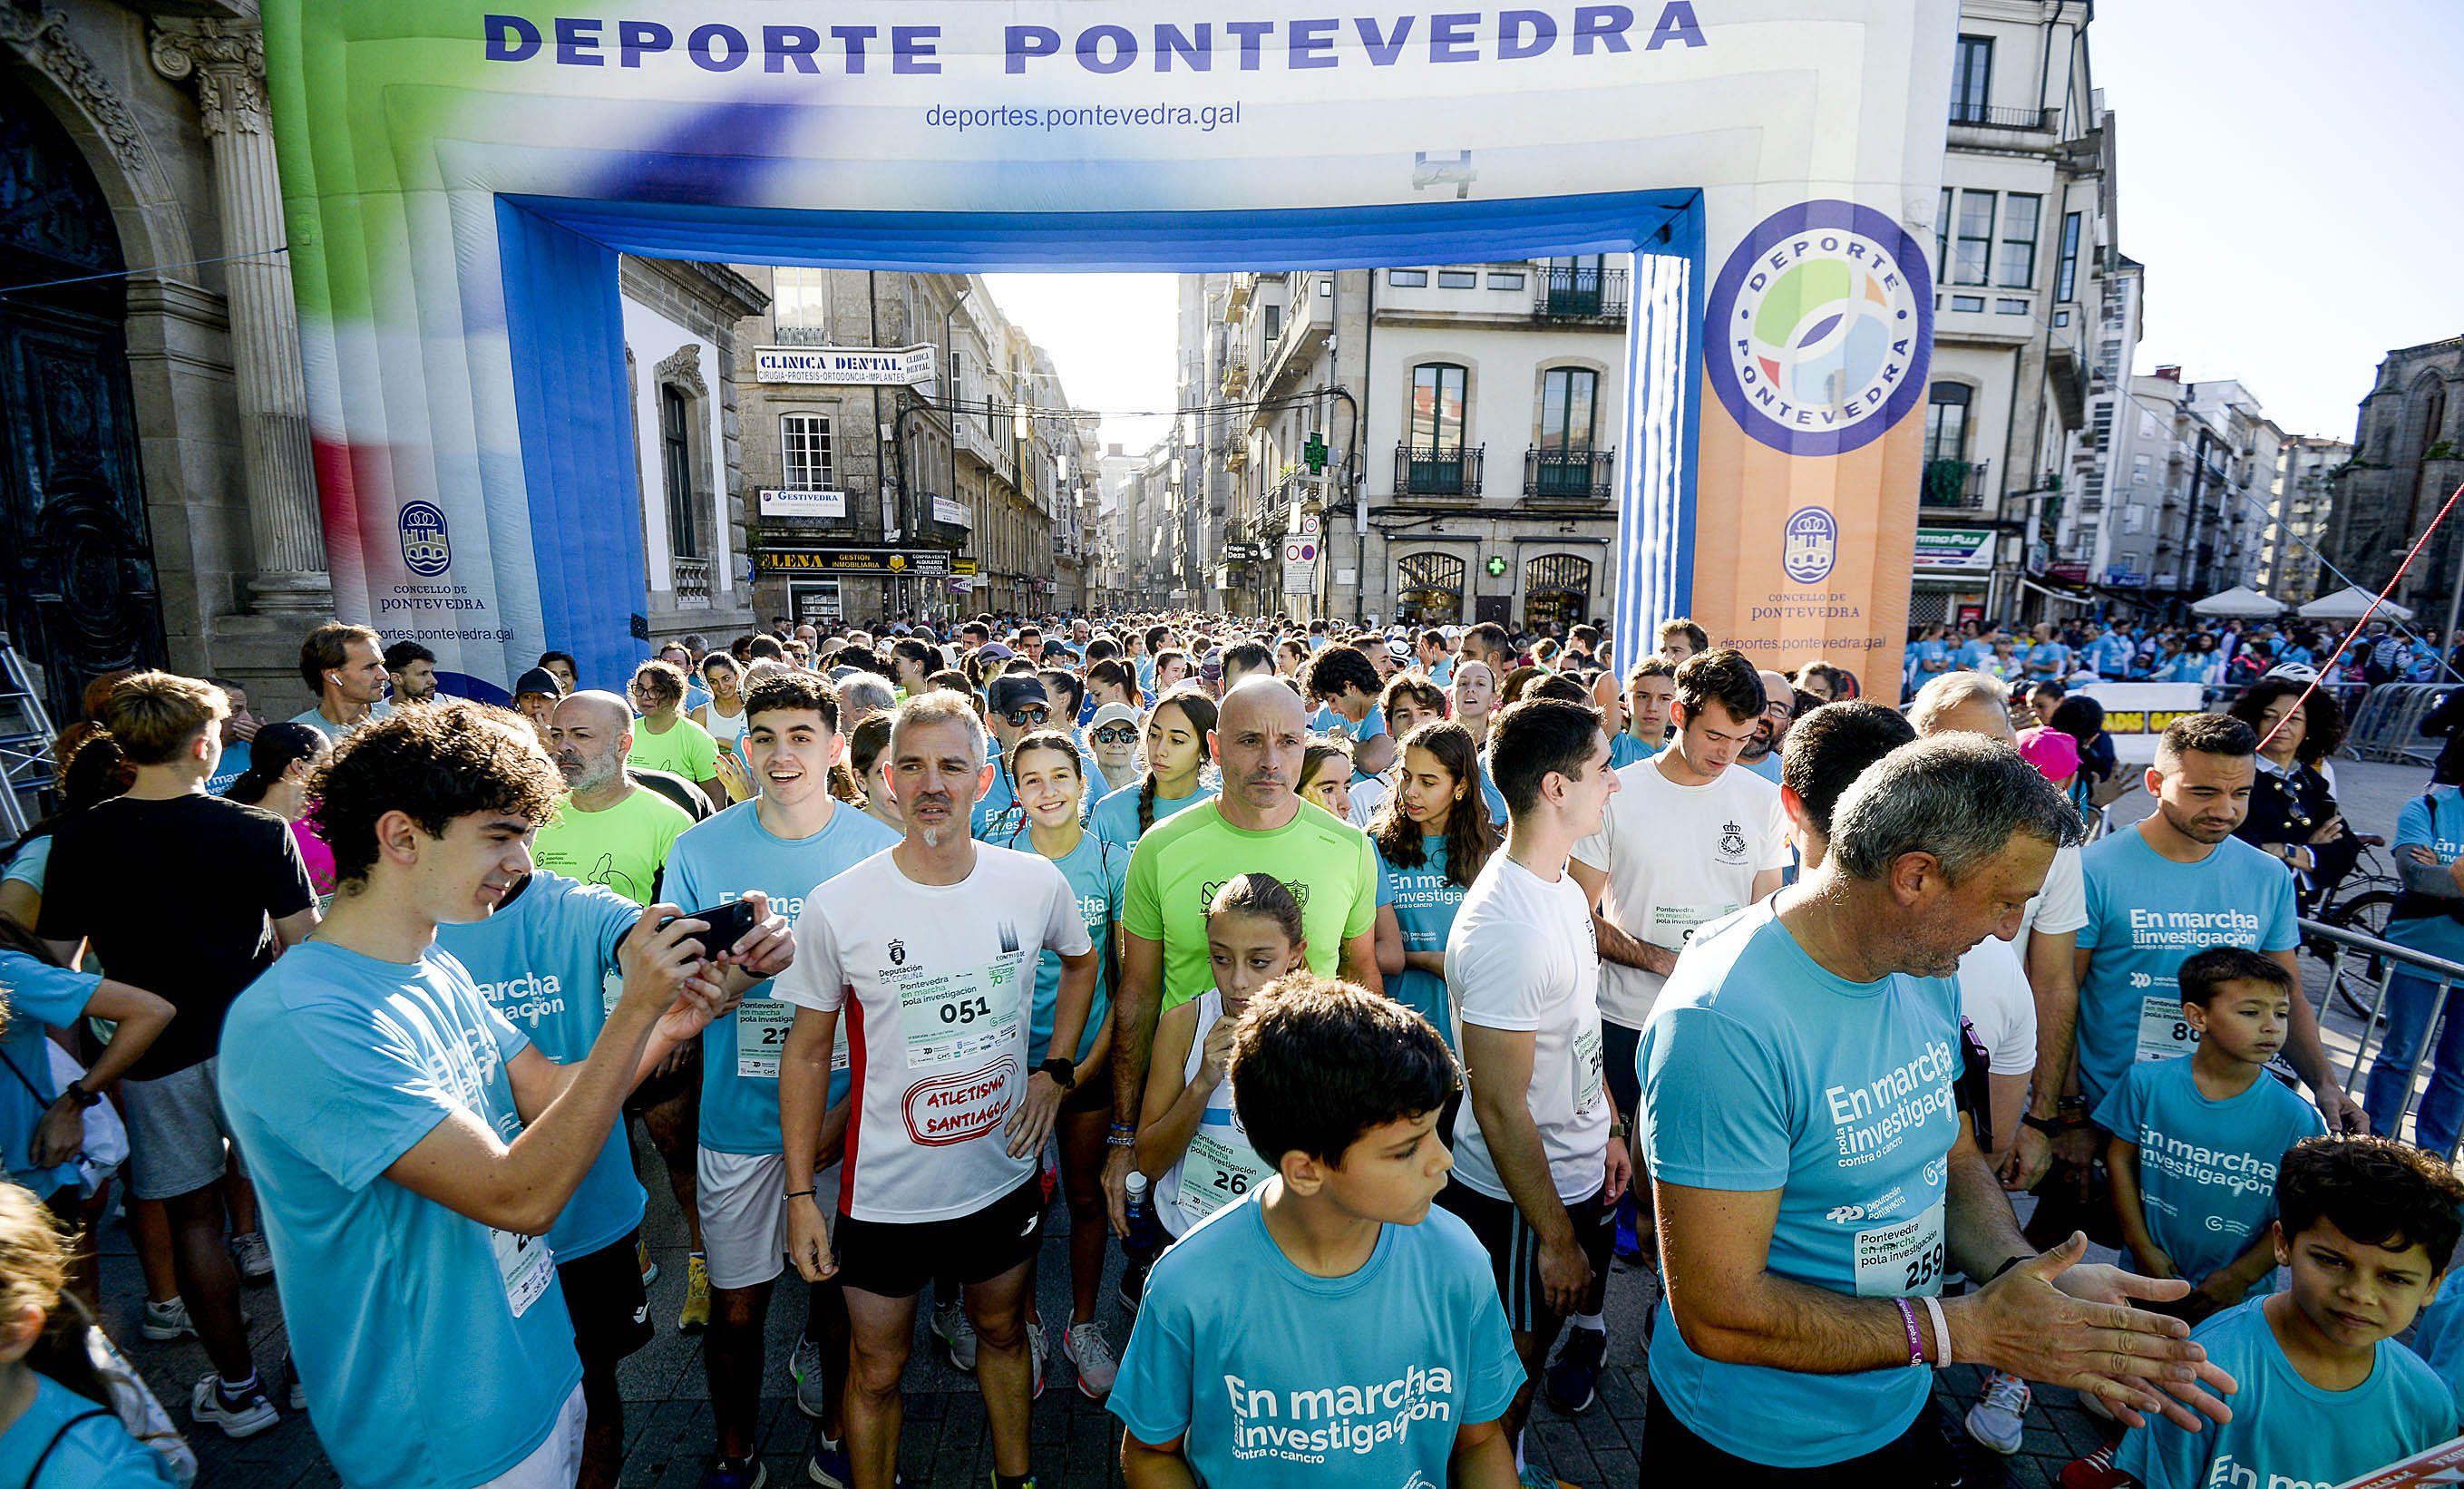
[1199,654,1224,681]
[513,667,563,699]
[1089,702,1143,735]
[987,674,1050,715]
[1386,637,1414,664]
[976,642,1016,661]
[2015,725,2080,783]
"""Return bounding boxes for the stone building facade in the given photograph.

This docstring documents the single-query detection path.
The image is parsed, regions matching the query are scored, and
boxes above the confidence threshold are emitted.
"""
[2322,336,2463,621]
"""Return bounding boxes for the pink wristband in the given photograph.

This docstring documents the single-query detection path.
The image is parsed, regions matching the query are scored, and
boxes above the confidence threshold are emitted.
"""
[1894,1298,1925,1368]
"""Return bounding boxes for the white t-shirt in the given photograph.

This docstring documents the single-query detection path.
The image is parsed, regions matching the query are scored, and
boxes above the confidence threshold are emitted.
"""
[2012,842,2089,972]
[1570,757,1791,1030]
[1956,936,2037,1077]
[1153,990,1276,1239]
[1446,855,1609,1205]
[774,843,1093,1222]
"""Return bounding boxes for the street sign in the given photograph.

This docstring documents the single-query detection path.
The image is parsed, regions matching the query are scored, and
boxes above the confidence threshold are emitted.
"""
[1298,511,1320,537]
[1303,432,1329,473]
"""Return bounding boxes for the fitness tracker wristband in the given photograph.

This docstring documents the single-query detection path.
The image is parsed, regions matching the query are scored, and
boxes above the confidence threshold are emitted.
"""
[1036,1058,1076,1091]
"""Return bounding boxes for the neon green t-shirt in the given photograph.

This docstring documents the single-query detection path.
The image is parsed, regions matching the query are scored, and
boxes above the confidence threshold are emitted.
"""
[1123,798,1379,1011]
[628,714,721,783]
[532,785,692,907]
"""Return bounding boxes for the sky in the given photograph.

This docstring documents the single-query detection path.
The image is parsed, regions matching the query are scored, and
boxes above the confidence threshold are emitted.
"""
[983,4,2464,453]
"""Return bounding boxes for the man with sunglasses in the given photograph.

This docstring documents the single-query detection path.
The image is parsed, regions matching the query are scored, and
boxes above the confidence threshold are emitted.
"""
[1086,702,1144,797]
[973,673,1054,841]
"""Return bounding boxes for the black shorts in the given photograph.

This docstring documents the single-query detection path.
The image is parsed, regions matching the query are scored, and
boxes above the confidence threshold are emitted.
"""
[1057,1055,1111,1115]
[1436,1180,1614,1333]
[1602,1019,1641,1131]
[558,1228,653,1369]
[833,1178,1044,1300]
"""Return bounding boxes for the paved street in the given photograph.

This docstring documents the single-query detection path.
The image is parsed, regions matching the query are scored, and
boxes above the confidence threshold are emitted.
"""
[118,754,2448,1489]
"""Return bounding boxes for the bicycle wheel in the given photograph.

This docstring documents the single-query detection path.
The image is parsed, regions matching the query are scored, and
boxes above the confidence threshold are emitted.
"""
[2323,890,2400,1021]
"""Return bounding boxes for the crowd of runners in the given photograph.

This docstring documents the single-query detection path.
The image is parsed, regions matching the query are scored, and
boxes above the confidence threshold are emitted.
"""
[5,608,2464,1489]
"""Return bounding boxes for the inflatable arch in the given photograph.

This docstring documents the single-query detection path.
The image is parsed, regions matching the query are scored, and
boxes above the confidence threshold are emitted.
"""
[263,0,1952,694]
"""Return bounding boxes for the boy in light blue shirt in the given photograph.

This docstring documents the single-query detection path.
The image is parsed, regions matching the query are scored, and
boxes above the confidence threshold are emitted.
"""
[216,703,783,1489]
[2098,949,2326,1321]
[1110,976,1522,1488]
[2096,1135,2464,1489]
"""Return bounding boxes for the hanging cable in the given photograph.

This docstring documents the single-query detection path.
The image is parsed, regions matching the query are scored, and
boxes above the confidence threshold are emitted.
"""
[0,247,290,298]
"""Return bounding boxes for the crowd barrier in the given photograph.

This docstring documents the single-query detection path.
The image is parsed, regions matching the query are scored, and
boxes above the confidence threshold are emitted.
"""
[2342,683,2454,766]
[2307,915,2464,1160]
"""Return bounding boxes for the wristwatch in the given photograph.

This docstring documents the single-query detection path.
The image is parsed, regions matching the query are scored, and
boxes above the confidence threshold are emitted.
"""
[2020,1113,2066,1136]
[1036,1058,1076,1091]
[58,1079,101,1110]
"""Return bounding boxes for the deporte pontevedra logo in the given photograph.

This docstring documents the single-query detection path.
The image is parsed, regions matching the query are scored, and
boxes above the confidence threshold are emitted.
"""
[1706,200,1933,457]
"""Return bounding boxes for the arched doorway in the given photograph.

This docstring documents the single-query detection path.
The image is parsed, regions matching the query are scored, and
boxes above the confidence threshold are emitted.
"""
[0,92,165,725]
[1523,553,1594,631]
[1396,550,1466,626]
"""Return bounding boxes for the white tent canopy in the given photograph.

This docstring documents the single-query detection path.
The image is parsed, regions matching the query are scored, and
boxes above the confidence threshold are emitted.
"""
[2190,585,2284,618]
[2299,586,2415,622]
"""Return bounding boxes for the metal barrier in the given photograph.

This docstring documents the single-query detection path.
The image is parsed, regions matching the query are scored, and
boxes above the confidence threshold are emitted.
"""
[2306,915,2464,1157]
[2342,682,2453,765]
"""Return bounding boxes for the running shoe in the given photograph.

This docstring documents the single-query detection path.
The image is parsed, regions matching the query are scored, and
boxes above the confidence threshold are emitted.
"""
[1541,1325,1607,1414]
[190,1371,279,1439]
[699,1455,768,1489]
[804,1437,900,1488]
[1115,1256,1152,1317]
[2059,1443,2128,1489]
[281,1352,307,1412]
[1612,1213,1643,1266]
[141,1297,197,1342]
[933,1299,978,1373]
[679,1253,712,1333]
[1027,1315,1048,1401]
[1062,1321,1118,1398]
[1516,1463,1560,1489]
[1963,1369,2031,1455]
[638,1236,660,1289]
[790,1337,829,1420]
[229,1231,274,1286]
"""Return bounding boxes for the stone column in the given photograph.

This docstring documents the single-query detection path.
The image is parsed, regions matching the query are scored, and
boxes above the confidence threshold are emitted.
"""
[151,20,330,615]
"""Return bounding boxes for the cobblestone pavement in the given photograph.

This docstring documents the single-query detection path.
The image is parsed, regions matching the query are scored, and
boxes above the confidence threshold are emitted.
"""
[122,755,2447,1487]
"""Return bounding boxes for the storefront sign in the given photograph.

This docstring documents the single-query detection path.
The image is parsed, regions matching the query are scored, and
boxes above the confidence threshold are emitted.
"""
[756,545,950,577]
[2077,682,2206,764]
[932,495,972,528]
[754,345,937,386]
[758,488,847,519]
[1913,527,1994,572]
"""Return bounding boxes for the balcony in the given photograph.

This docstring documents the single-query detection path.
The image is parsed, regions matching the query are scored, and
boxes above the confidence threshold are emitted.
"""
[1920,457,1992,511]
[1220,356,1250,396]
[953,414,1003,472]
[1524,447,1615,505]
[1947,103,2057,131]
[670,557,712,610]
[1224,442,1249,472]
[1534,267,1628,321]
[1226,272,1256,313]
[1260,283,1332,397]
[1394,443,1484,499]
[770,323,833,347]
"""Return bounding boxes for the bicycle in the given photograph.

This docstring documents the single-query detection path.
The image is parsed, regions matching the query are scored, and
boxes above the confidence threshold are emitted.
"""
[2312,841,2401,1021]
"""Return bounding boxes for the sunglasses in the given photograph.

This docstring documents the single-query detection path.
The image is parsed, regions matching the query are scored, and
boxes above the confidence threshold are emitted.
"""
[1092,725,1138,744]
[1002,705,1051,727]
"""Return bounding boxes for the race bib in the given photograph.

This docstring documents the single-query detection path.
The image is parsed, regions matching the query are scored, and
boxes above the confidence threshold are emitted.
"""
[737,998,794,1079]
[490,1224,555,1319]
[1571,1023,1605,1117]
[1176,1127,1276,1227]
[2136,993,2199,1064]
[1646,902,1736,951]
[900,955,1026,1070]
[1852,1200,1947,1299]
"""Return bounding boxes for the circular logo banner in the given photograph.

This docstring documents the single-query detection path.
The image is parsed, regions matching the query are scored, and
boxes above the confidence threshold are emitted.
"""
[1782,506,1837,584]
[1706,200,1933,457]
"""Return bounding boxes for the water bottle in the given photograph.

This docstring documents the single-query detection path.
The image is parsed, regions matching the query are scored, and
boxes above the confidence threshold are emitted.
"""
[1125,1171,1150,1229]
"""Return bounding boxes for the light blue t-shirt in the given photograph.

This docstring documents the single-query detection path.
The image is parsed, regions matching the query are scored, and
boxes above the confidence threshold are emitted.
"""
[1310,702,1387,744]
[2407,1268,2464,1417]
[1108,1195,1523,1486]
[207,738,251,796]
[2087,635,2136,677]
[2028,640,2072,677]
[1910,637,1950,674]
[217,940,579,1489]
[665,799,899,1155]
[0,1372,178,1488]
[1736,752,1785,785]
[1089,780,1218,850]
[971,740,1022,842]
[2119,1297,2459,1489]
[1607,733,1655,770]
[2075,829,2299,1113]
[433,872,646,1261]
[0,950,96,1201]
[1637,897,1963,1467]
[2390,788,2464,964]
[1006,828,1127,1066]
[1376,836,1468,1043]
[4,834,52,894]
[2092,1055,2323,1291]
[1476,772,1508,830]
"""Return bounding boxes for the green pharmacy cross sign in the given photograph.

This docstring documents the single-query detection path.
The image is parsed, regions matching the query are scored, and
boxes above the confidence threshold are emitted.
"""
[1485,556,1510,577]
[1304,433,1329,474]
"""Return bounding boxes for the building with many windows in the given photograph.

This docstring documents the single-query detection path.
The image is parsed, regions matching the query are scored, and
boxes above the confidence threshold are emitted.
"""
[2256,434,2352,608]
[2321,336,2464,626]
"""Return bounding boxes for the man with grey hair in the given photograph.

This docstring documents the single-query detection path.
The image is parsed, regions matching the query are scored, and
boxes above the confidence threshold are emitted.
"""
[1905,668,2016,737]
[834,672,897,727]
[533,691,693,908]
[1638,735,2234,1475]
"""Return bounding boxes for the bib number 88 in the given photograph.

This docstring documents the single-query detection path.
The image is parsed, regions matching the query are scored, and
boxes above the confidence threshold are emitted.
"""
[939,996,993,1027]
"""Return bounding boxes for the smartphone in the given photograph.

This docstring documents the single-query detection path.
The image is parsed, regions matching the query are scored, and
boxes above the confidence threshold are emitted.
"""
[661,899,760,959]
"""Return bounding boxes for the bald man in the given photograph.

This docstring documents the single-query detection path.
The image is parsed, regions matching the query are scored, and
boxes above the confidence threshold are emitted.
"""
[1103,678,1386,1226]
[532,690,695,907]
[1731,669,1796,784]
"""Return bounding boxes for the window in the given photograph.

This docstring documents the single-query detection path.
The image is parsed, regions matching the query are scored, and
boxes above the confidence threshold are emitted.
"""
[1953,190,1995,286]
[1409,364,1467,451]
[2052,309,2070,327]
[1997,194,2040,287]
[781,414,834,492]
[1950,294,1986,313]
[1924,384,1970,465]
[1488,271,1526,290]
[2132,454,2151,485]
[2054,210,2083,302]
[1538,368,1598,453]
[772,267,830,338]
[1995,298,2031,316]
[660,385,697,559]
[1319,277,1333,296]
[1542,255,1607,315]
[1388,268,1428,287]
[1936,188,1953,282]
[1438,270,1477,289]
[1951,34,1992,122]
[1261,304,1282,342]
